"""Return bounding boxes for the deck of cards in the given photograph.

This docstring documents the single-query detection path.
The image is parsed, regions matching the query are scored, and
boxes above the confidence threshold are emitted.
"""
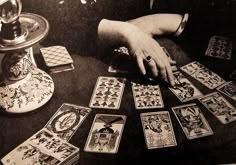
[1,128,80,165]
[1,103,91,165]
[40,46,74,73]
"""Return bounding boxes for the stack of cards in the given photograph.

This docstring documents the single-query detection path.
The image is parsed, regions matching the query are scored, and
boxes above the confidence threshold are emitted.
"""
[140,111,177,149]
[1,128,80,165]
[89,76,126,109]
[84,114,126,154]
[169,71,202,102]
[205,35,232,60]
[172,103,213,140]
[132,82,164,109]
[40,46,74,73]
[199,92,236,124]
[1,103,91,165]
[181,61,225,89]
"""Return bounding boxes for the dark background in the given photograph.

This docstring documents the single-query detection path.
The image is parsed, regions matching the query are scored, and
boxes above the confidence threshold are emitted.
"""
[0,0,236,165]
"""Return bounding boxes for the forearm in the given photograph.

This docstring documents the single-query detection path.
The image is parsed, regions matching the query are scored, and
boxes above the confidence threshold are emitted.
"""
[97,19,140,47]
[127,14,184,36]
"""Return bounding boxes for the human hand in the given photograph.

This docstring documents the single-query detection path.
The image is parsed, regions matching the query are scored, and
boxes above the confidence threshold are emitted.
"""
[125,25,176,86]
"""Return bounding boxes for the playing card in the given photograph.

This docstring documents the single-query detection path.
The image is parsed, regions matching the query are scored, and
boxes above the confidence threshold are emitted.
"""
[84,114,126,154]
[217,81,236,101]
[169,71,202,102]
[181,61,225,89]
[229,69,236,81]
[40,46,73,67]
[44,103,91,141]
[198,92,236,124]
[89,76,126,109]
[205,35,232,60]
[1,128,80,165]
[140,111,177,149]
[132,82,164,109]
[172,103,213,139]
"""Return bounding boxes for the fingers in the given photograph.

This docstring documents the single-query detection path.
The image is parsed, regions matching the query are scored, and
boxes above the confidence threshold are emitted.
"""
[148,59,159,77]
[136,55,146,75]
[152,48,175,86]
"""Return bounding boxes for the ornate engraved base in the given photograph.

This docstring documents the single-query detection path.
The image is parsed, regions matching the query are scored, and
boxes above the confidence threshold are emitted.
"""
[0,68,54,113]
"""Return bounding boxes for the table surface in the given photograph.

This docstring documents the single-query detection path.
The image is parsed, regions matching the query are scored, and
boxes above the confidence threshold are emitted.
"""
[0,1,236,165]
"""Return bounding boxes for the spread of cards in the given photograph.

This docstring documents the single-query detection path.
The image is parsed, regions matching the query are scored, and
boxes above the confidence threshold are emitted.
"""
[2,35,236,165]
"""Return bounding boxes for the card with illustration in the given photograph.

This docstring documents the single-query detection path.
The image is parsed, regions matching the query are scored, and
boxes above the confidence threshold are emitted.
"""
[140,111,177,149]
[132,82,164,109]
[172,103,213,139]
[169,71,202,102]
[181,61,225,89]
[199,92,236,124]
[45,103,91,141]
[84,114,126,154]
[89,76,126,109]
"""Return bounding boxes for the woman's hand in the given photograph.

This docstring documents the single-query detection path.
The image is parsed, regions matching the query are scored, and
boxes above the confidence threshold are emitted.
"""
[125,24,176,86]
[98,19,176,86]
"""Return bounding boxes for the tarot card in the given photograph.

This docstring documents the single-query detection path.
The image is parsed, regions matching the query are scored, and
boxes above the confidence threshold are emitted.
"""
[89,76,126,109]
[205,36,232,60]
[199,92,236,124]
[181,61,225,89]
[169,71,202,102]
[229,69,236,81]
[45,103,91,141]
[140,111,177,149]
[132,82,164,109]
[217,81,236,101]
[1,128,80,165]
[84,114,126,154]
[172,103,213,139]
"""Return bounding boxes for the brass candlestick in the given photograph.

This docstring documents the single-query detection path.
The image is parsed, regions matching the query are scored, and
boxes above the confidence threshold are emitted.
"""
[0,0,54,113]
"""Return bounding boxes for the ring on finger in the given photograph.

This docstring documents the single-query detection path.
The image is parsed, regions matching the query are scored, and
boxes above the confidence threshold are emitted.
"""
[144,55,153,63]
